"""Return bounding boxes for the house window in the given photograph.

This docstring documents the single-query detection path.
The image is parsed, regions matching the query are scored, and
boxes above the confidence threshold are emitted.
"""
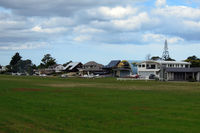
[142,64,145,67]
[139,65,141,68]
[151,65,156,69]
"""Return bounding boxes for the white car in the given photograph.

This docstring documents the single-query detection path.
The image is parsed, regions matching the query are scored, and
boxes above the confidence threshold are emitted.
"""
[60,74,67,78]
[39,74,47,77]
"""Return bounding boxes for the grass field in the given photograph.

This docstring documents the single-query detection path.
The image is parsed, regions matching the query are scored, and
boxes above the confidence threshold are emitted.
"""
[1,75,200,133]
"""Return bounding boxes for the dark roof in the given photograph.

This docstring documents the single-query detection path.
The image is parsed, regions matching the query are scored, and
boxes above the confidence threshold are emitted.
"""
[84,61,103,67]
[79,68,104,72]
[113,68,131,71]
[80,61,104,72]
[103,60,121,69]
[166,68,200,72]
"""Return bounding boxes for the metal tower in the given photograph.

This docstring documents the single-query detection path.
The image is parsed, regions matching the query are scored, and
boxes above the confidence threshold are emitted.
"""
[162,40,170,60]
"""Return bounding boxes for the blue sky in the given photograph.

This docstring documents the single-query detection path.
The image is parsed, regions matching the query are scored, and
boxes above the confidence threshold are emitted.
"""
[0,0,200,65]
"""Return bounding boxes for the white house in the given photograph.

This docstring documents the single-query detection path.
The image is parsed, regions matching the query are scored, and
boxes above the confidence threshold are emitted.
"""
[0,66,6,72]
[55,64,64,73]
[137,60,191,79]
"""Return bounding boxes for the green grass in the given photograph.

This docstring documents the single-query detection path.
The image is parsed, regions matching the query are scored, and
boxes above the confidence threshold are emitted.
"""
[0,75,200,133]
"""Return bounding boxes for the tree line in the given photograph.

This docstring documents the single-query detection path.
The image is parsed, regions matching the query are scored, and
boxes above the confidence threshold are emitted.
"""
[4,52,71,75]
[1,52,200,74]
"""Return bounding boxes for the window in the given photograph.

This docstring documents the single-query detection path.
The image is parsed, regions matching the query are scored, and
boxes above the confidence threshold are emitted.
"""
[151,65,156,69]
[142,64,145,67]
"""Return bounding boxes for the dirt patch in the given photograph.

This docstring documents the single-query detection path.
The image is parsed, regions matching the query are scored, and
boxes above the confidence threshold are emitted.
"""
[38,82,200,91]
[41,83,95,88]
[39,83,153,90]
[12,88,42,92]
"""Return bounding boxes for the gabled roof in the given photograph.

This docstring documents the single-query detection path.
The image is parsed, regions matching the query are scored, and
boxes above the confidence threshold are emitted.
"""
[84,61,103,67]
[65,62,82,70]
[104,60,121,68]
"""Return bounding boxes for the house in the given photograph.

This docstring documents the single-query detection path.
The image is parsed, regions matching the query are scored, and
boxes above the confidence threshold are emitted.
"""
[113,60,138,77]
[79,61,104,76]
[163,67,200,81]
[64,62,83,72]
[37,68,54,75]
[137,60,191,79]
[55,64,64,73]
[0,65,6,72]
[103,60,121,76]
[35,64,58,75]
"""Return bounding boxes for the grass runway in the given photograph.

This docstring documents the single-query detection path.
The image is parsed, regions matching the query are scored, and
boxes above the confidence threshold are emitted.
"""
[0,75,200,133]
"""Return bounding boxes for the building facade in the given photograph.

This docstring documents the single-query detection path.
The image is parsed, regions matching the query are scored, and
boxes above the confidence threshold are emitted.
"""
[113,60,138,77]
[164,68,200,81]
[137,60,191,79]
[79,61,105,76]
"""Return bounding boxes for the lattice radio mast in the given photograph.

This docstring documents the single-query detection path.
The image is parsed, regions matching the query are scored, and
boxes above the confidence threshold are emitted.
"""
[162,40,170,60]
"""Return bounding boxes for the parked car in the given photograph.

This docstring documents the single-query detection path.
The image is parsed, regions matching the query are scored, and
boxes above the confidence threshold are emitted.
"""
[129,74,139,78]
[39,74,47,77]
[149,74,156,79]
[60,74,67,78]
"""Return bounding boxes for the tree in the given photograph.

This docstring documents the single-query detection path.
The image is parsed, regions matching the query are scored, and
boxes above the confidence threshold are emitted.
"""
[40,54,56,68]
[186,55,199,60]
[151,56,162,61]
[32,64,37,69]
[38,63,45,69]
[165,57,176,61]
[16,59,33,75]
[10,52,22,66]
[185,55,200,67]
[6,65,11,72]
[9,52,22,72]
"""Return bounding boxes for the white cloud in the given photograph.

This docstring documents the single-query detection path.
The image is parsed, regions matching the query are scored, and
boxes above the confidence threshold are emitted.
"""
[31,25,67,33]
[143,33,184,43]
[155,0,166,7]
[183,20,200,31]
[1,0,200,56]
[73,35,91,42]
[41,17,74,27]
[153,5,200,19]
[0,0,142,17]
[73,25,104,34]
[111,12,150,31]
[0,42,47,50]
[97,6,137,19]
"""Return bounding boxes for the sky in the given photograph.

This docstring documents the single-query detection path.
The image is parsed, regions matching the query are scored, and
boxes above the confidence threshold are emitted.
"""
[0,0,200,65]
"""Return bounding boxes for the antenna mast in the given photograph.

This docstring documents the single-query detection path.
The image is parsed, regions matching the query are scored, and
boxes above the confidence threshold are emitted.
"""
[162,40,170,60]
